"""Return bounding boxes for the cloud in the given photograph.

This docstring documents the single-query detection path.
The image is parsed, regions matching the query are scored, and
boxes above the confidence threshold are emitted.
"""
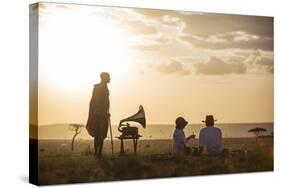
[133,9,273,51]
[180,32,273,51]
[243,50,262,65]
[127,20,158,35]
[152,60,191,75]
[95,9,160,36]
[154,35,172,44]
[255,56,274,73]
[181,14,273,39]
[130,44,161,51]
[132,8,173,20]
[147,54,272,76]
[101,7,275,76]
[195,56,247,75]
[134,9,273,37]
[255,56,273,66]
[230,50,274,74]
[162,15,181,26]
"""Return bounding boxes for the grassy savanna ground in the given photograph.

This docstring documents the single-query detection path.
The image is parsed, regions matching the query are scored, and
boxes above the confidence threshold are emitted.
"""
[38,137,273,185]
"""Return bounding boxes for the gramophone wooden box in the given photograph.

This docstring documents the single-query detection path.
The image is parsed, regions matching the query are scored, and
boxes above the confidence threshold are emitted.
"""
[29,1,274,186]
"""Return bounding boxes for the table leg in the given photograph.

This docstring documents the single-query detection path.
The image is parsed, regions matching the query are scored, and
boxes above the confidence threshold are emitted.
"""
[133,138,138,154]
[120,139,125,154]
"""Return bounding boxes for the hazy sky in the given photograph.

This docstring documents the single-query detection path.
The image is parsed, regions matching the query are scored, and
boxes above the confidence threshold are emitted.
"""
[33,2,273,125]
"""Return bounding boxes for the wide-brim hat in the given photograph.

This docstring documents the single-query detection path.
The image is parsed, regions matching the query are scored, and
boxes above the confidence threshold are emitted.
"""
[202,115,217,123]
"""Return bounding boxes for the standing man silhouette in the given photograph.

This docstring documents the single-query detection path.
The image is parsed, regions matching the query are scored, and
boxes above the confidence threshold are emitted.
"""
[86,72,111,156]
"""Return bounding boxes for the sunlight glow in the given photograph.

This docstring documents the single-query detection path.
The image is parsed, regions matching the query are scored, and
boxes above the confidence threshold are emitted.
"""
[39,5,132,92]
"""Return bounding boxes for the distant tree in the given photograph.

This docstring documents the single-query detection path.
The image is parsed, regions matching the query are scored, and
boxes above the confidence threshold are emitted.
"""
[248,127,267,137]
[69,124,84,152]
[248,127,267,170]
[248,127,267,145]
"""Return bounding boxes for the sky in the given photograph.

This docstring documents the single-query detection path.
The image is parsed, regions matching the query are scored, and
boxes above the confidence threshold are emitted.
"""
[32,2,274,125]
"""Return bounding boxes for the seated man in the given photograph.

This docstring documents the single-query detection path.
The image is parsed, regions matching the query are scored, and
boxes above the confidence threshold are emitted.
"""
[199,115,224,155]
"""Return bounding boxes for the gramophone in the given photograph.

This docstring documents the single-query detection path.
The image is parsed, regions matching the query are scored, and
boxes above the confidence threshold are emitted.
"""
[118,105,146,137]
[117,105,146,154]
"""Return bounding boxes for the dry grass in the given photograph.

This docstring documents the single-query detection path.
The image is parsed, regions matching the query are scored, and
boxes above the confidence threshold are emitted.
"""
[37,137,273,185]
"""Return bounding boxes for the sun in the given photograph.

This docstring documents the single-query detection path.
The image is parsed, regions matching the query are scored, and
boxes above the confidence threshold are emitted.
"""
[39,5,132,92]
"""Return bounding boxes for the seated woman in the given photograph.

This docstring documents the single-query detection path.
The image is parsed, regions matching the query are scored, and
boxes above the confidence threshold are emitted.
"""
[172,117,195,156]
[199,115,224,155]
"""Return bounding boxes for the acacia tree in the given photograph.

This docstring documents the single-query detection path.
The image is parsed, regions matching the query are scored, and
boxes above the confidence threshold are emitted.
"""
[248,127,267,137]
[248,127,267,144]
[248,127,267,169]
[69,124,84,152]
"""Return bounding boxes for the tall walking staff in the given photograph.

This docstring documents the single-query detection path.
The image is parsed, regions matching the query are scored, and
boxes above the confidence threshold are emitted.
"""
[108,117,114,156]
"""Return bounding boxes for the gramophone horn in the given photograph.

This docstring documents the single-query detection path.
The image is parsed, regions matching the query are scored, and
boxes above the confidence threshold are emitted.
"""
[119,105,146,130]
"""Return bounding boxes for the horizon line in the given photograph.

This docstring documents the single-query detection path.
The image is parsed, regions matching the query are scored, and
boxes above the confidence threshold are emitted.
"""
[35,121,274,126]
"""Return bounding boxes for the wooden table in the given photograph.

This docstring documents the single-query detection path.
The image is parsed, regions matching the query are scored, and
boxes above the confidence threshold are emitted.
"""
[116,134,142,154]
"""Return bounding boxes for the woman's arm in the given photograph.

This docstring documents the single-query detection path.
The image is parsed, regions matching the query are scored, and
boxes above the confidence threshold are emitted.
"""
[185,134,195,142]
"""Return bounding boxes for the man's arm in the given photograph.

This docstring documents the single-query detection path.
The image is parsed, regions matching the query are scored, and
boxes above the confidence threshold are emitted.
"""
[218,129,223,144]
[198,130,204,154]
